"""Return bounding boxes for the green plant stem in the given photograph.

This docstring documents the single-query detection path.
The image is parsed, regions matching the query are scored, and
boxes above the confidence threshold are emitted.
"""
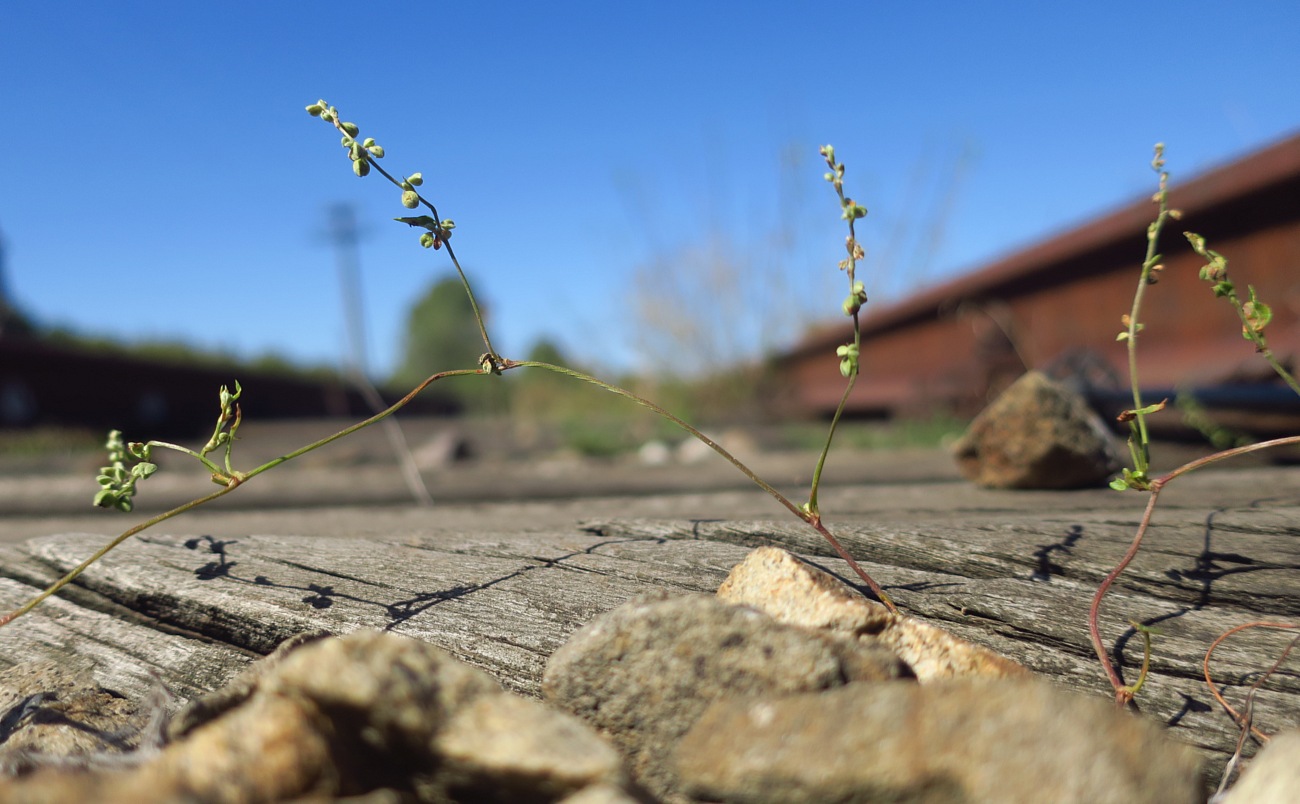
[808,369,856,514]
[1088,434,1300,703]
[237,368,482,482]
[1124,282,1153,470]
[1124,620,1156,698]
[360,156,498,364]
[143,440,224,476]
[0,484,237,628]
[1123,204,1168,477]
[1223,286,1300,398]
[506,359,898,613]
[0,367,484,629]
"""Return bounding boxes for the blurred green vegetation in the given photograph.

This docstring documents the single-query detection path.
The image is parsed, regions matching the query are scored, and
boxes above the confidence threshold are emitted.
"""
[776,413,968,452]
[39,327,339,381]
[0,426,101,457]
[390,274,509,412]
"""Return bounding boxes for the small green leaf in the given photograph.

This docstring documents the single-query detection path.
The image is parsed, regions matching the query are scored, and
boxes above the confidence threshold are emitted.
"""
[1131,399,1168,417]
[394,215,438,229]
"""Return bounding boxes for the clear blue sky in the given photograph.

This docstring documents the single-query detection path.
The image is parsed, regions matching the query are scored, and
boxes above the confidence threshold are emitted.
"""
[3,2,1298,378]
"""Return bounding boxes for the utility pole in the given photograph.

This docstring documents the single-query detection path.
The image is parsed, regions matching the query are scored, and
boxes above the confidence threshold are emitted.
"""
[326,204,433,506]
[327,205,371,373]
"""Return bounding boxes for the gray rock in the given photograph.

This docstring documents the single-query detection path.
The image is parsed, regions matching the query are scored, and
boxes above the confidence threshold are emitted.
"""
[951,370,1121,489]
[677,678,1203,804]
[542,592,910,801]
[1219,728,1300,803]
[0,630,635,803]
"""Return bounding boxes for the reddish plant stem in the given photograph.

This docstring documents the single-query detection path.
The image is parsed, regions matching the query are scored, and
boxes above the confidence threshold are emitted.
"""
[1089,434,1300,704]
[1204,621,1298,744]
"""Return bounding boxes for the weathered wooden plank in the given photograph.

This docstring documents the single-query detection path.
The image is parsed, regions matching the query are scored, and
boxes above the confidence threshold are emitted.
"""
[2,510,1295,788]
[583,506,1300,613]
[0,575,253,705]
[6,530,758,698]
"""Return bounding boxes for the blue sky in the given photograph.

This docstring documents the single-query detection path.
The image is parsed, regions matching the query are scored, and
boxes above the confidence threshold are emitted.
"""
[3,2,1298,378]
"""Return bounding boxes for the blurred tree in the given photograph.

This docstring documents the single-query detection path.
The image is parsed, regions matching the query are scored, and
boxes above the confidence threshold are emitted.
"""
[391,275,505,411]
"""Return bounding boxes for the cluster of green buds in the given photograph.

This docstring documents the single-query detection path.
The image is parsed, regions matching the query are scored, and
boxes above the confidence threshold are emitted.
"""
[820,145,869,227]
[820,144,870,378]
[306,100,385,178]
[836,342,859,378]
[842,280,867,317]
[201,382,242,458]
[93,430,157,512]
[399,173,424,208]
[1186,232,1272,341]
[394,214,456,250]
[1187,232,1229,290]
[1115,313,1143,342]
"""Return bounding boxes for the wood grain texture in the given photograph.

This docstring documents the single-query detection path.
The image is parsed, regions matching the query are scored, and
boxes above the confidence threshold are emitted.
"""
[0,499,1295,786]
[581,509,1300,782]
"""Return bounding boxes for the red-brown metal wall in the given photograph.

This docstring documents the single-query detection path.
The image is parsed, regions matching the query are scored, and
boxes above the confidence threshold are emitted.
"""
[775,134,1300,420]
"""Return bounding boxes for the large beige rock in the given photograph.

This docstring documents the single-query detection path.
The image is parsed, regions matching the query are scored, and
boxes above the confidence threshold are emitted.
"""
[952,370,1120,489]
[1221,729,1300,803]
[677,679,1204,803]
[717,545,1027,681]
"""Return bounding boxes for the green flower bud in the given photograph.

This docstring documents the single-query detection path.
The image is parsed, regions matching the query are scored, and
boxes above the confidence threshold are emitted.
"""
[407,172,423,186]
[362,137,376,148]
[306,104,325,116]
[401,190,419,208]
[341,135,355,148]
[419,232,436,248]
[439,219,455,230]
[353,159,371,178]
[366,145,384,158]
[341,121,360,137]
